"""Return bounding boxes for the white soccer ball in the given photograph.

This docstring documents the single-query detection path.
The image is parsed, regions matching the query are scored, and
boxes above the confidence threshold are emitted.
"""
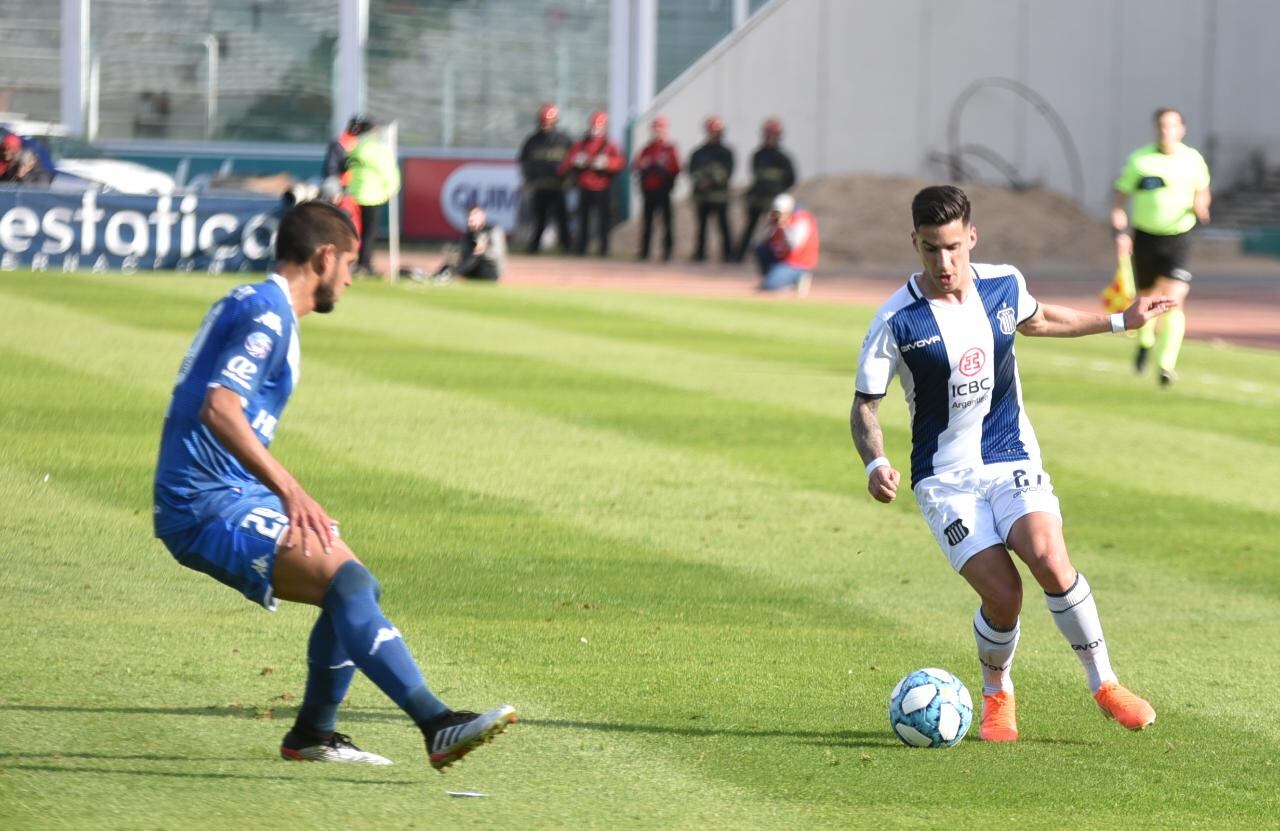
[888,667,974,748]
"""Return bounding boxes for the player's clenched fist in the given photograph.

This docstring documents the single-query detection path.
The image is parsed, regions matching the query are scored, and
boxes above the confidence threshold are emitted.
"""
[869,465,900,503]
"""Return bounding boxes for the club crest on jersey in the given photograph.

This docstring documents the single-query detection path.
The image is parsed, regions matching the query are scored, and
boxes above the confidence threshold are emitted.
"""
[996,306,1017,335]
[244,331,273,359]
[959,347,985,376]
[254,311,283,336]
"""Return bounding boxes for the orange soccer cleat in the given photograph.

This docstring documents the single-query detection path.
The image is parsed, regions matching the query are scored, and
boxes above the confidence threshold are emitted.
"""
[1094,682,1156,730]
[980,691,1018,742]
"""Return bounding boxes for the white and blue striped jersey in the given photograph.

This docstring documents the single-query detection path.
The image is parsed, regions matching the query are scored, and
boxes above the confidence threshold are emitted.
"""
[855,263,1041,488]
[154,274,300,536]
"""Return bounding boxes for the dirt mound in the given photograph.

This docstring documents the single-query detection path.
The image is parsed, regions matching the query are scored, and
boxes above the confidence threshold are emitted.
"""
[612,173,1117,271]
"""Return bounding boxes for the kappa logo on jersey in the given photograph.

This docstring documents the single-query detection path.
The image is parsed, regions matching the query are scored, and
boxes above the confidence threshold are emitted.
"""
[254,311,283,336]
[997,306,1017,336]
[900,334,943,353]
[222,355,258,389]
[958,347,985,376]
[244,331,273,359]
[944,518,970,546]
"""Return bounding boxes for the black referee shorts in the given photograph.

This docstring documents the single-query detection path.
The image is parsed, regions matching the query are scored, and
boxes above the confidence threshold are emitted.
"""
[1132,228,1193,291]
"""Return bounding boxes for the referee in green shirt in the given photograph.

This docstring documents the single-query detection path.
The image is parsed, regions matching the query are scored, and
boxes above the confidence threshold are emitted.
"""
[1112,107,1211,387]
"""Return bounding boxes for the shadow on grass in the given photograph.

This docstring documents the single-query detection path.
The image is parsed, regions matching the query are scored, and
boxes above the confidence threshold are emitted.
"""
[522,718,898,748]
[0,702,353,722]
[5,761,412,786]
[1,704,900,747]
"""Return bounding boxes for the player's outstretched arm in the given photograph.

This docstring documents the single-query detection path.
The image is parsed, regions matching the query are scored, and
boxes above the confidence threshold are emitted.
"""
[199,385,334,556]
[851,394,900,504]
[1017,296,1177,338]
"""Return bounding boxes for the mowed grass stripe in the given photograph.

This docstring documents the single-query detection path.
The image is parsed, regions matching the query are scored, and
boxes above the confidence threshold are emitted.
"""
[0,286,1274,601]
[4,272,1276,455]
[2,391,1276,828]
[2,274,1278,827]
[1,426,1274,826]
[0,460,889,831]
[318,290,1280,516]
[0,342,925,827]
[4,272,1277,417]
[3,293,1274,707]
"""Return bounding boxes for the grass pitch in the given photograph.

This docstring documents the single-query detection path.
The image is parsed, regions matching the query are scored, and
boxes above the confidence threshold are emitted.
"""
[0,270,1276,830]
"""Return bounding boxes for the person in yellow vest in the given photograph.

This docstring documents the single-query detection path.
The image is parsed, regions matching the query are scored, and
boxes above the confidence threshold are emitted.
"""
[1112,107,1211,387]
[345,121,402,276]
[324,115,371,188]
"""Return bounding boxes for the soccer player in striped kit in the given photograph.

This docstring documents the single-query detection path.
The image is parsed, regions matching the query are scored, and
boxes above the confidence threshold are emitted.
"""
[851,185,1171,741]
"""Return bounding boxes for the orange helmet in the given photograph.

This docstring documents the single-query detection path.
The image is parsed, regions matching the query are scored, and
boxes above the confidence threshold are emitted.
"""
[538,103,559,126]
[763,118,782,136]
[704,116,723,134]
[589,110,608,129]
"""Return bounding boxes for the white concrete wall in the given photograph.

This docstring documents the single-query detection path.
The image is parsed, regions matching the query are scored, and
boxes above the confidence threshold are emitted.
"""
[637,0,1280,217]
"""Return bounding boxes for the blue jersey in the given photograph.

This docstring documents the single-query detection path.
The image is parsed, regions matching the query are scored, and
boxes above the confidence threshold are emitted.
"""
[154,275,300,536]
[855,263,1041,489]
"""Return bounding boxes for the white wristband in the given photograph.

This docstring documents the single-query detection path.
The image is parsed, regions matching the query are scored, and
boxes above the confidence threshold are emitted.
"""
[1110,312,1126,334]
[865,456,890,477]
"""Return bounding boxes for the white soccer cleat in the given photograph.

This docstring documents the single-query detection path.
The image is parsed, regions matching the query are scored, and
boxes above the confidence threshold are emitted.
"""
[425,705,518,771]
[280,731,393,765]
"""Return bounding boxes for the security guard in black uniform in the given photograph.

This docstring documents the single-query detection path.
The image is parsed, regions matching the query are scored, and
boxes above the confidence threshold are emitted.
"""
[518,103,573,254]
[687,116,735,263]
[736,118,796,262]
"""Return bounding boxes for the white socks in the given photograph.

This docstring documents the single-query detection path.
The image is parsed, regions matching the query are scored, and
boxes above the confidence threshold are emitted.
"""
[973,609,1020,695]
[1044,572,1118,693]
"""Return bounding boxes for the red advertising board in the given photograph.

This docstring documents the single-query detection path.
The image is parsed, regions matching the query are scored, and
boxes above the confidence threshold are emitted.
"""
[402,157,520,241]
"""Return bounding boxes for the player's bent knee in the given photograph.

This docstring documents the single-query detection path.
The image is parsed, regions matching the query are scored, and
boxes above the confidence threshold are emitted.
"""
[272,530,361,606]
[326,559,379,603]
[982,583,1023,623]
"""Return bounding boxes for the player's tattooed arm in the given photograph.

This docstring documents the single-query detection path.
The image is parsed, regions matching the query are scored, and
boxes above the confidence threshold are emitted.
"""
[851,393,900,504]
[1019,297,1178,338]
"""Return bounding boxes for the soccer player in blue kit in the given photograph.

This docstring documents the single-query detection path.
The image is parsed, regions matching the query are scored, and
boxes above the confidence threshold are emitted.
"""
[851,186,1170,742]
[154,201,515,769]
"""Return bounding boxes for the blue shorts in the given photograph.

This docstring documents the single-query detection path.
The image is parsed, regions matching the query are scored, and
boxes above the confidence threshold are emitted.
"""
[158,484,289,611]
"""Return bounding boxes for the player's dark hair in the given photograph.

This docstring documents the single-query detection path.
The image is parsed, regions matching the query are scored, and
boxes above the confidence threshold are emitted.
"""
[275,200,359,265]
[911,185,971,230]
[1153,106,1183,124]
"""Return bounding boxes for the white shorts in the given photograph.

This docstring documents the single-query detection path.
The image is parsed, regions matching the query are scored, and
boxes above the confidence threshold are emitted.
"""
[912,461,1063,573]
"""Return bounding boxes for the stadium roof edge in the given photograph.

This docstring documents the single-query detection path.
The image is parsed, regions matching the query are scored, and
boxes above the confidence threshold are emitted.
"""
[646,0,784,114]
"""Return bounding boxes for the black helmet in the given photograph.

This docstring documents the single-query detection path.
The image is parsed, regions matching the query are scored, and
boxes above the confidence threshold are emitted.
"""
[346,114,374,135]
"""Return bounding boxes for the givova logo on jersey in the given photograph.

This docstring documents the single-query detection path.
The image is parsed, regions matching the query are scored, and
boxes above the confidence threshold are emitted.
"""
[900,334,942,354]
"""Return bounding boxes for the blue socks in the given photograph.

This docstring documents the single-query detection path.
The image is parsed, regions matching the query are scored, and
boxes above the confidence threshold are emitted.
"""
[294,611,356,737]
[298,560,447,733]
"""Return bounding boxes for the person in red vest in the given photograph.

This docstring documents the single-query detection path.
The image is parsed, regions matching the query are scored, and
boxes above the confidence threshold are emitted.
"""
[323,115,370,188]
[558,110,625,256]
[632,115,681,261]
[754,193,819,296]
